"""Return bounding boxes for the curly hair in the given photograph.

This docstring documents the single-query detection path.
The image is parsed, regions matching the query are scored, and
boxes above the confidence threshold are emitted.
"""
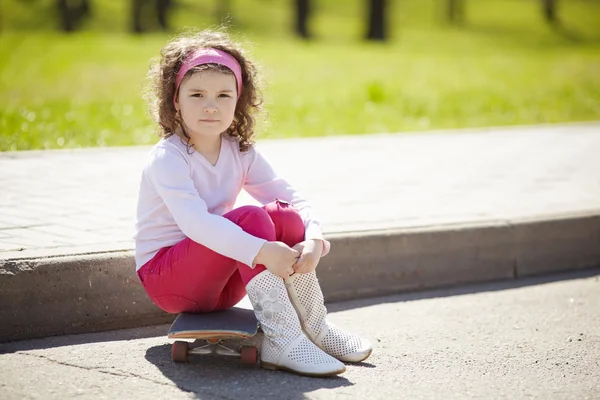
[145,30,263,152]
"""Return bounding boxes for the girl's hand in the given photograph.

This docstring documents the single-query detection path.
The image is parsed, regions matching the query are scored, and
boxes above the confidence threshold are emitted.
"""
[292,239,324,274]
[253,241,300,279]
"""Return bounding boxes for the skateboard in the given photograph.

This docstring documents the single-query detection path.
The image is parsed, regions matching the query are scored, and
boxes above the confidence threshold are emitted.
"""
[167,306,260,365]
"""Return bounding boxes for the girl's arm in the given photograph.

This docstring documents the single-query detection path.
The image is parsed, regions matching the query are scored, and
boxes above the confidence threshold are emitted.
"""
[242,147,331,257]
[145,146,266,267]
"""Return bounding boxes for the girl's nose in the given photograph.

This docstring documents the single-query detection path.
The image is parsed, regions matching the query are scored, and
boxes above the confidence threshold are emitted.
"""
[204,106,217,113]
[204,100,218,113]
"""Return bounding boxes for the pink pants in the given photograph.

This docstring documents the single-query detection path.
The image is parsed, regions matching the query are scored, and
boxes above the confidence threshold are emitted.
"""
[137,200,305,314]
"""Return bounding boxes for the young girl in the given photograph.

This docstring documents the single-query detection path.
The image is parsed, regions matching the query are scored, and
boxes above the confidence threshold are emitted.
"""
[134,30,372,377]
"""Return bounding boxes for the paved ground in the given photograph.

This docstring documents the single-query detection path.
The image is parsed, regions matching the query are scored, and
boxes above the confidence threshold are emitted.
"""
[1,123,599,260]
[1,268,598,400]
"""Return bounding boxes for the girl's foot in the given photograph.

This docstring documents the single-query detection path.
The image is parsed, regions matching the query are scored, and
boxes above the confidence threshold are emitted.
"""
[245,270,346,377]
[285,272,373,363]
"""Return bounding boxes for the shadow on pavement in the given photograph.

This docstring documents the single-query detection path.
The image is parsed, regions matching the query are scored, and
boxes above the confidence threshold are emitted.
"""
[327,266,600,313]
[144,343,353,399]
[0,324,170,354]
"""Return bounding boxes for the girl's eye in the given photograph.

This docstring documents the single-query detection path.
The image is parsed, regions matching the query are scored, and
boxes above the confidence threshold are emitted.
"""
[219,94,231,98]
[191,94,202,98]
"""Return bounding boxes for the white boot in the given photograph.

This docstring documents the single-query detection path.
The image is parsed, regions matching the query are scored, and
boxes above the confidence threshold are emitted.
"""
[285,272,373,363]
[245,270,346,377]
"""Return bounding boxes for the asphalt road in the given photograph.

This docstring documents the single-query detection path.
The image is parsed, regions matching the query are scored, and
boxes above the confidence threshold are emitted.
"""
[1,268,599,400]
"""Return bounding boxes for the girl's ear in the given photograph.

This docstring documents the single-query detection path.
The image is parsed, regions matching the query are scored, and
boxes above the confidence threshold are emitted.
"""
[173,86,181,111]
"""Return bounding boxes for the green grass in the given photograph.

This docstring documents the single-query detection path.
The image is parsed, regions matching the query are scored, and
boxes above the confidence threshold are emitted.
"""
[1,0,600,151]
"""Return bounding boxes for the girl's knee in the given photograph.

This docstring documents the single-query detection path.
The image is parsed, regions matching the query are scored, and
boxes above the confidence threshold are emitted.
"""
[235,205,270,222]
[232,205,276,239]
[264,199,305,238]
[229,201,304,243]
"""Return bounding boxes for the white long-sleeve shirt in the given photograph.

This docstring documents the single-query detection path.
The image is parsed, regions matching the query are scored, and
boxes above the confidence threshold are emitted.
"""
[134,134,330,271]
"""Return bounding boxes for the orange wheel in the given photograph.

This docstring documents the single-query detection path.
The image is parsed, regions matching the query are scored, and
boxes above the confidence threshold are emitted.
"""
[172,341,189,363]
[240,346,258,365]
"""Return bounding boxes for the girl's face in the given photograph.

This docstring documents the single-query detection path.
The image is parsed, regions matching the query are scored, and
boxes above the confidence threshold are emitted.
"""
[175,70,237,142]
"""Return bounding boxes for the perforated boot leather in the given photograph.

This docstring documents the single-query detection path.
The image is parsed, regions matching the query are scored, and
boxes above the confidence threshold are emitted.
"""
[285,272,373,363]
[245,270,346,377]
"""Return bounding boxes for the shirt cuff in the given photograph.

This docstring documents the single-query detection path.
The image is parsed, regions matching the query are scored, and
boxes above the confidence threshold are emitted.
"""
[315,238,331,257]
[305,224,330,257]
[243,236,268,268]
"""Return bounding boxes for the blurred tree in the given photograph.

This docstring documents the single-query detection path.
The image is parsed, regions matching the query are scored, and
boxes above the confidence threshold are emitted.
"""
[295,0,311,38]
[446,0,465,24]
[132,0,172,33]
[542,0,558,24]
[366,0,386,40]
[57,0,92,32]
[156,0,171,29]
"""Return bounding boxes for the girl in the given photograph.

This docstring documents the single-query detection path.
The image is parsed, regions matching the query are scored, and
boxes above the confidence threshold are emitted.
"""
[134,30,372,377]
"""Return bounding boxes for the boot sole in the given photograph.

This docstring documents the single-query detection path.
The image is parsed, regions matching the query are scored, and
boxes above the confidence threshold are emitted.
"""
[261,361,346,377]
[338,348,373,363]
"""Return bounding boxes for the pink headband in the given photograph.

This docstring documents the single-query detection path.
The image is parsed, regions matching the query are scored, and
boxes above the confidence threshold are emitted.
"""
[174,48,243,104]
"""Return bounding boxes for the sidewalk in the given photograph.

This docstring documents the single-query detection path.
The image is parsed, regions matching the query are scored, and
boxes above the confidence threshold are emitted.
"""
[1,123,599,341]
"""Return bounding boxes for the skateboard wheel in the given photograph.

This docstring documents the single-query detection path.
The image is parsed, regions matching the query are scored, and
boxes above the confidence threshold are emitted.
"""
[240,346,258,365]
[172,341,189,363]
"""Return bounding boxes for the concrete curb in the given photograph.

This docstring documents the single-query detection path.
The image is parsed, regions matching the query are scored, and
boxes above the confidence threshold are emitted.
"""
[1,212,599,343]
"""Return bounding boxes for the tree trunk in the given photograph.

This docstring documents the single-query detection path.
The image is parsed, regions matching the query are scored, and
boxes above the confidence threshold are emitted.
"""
[295,0,311,39]
[58,0,74,32]
[542,0,558,24]
[366,0,386,41]
[81,0,91,16]
[57,0,91,32]
[157,0,171,30]
[446,0,465,24]
[132,0,171,32]
[131,0,145,32]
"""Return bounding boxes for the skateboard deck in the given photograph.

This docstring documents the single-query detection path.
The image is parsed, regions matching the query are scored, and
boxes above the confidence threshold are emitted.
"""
[168,305,260,364]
